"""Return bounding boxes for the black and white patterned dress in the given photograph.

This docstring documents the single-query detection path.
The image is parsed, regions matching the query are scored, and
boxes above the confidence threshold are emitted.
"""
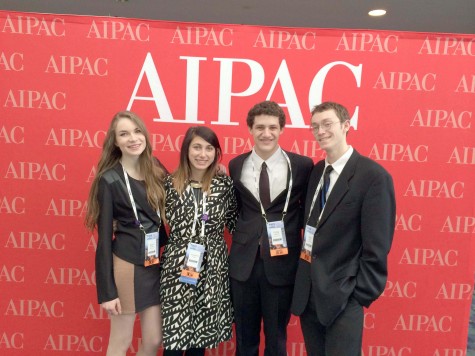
[161,174,237,350]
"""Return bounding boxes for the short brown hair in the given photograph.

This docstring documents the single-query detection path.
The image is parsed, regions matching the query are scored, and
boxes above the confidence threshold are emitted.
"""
[247,101,286,129]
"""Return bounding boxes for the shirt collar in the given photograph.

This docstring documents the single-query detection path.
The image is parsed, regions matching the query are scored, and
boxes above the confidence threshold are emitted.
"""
[326,146,353,175]
[251,146,283,171]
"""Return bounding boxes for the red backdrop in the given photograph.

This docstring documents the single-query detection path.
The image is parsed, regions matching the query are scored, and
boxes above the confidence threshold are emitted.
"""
[1,10,475,356]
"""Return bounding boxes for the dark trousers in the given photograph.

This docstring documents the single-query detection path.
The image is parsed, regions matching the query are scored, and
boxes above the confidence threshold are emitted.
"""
[231,256,293,356]
[163,348,205,356]
[300,292,363,356]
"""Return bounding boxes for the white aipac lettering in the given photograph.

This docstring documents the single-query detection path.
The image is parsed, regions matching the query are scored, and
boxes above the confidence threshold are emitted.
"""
[253,30,316,50]
[364,313,376,329]
[373,72,437,91]
[440,216,475,233]
[433,348,466,356]
[5,231,65,250]
[4,299,64,317]
[0,126,24,144]
[44,267,96,286]
[86,165,97,183]
[382,281,417,298]
[150,133,184,152]
[221,136,253,155]
[204,340,235,356]
[87,20,149,41]
[394,315,452,332]
[399,248,458,266]
[85,235,97,252]
[419,36,475,56]
[287,341,307,356]
[374,72,436,91]
[0,332,24,349]
[404,180,464,198]
[45,56,108,76]
[395,214,422,231]
[336,33,398,53]
[0,265,24,282]
[171,26,233,46]
[44,335,102,352]
[0,196,25,214]
[369,143,429,162]
[454,74,475,93]
[410,109,472,128]
[447,146,475,164]
[289,139,325,159]
[0,52,24,71]
[4,90,66,110]
[2,15,65,36]
[127,53,362,128]
[308,61,362,129]
[435,283,473,300]
[45,199,87,217]
[83,303,109,320]
[45,128,106,147]
[362,346,412,356]
[4,162,66,181]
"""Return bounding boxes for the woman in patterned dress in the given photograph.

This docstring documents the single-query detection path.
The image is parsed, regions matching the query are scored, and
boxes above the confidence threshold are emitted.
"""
[161,126,237,355]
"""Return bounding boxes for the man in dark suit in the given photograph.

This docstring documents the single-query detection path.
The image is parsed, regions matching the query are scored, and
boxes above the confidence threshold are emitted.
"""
[291,101,396,355]
[229,101,313,356]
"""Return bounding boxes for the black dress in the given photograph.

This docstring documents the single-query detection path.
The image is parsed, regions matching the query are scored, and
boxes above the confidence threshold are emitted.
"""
[95,163,165,313]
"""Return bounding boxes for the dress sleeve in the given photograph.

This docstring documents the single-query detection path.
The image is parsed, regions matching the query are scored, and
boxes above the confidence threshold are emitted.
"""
[225,178,238,234]
[95,177,118,304]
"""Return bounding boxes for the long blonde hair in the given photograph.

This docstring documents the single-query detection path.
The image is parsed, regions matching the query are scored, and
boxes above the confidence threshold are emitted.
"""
[85,111,166,231]
[172,126,222,195]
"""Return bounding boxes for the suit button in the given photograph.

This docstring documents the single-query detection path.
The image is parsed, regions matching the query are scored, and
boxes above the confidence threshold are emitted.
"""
[312,254,317,259]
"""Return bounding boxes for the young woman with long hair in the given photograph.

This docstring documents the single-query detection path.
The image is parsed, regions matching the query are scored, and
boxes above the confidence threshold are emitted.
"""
[85,111,166,356]
[160,126,237,355]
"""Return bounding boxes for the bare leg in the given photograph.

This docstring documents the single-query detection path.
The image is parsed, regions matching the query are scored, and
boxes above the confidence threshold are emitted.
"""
[106,313,136,356]
[137,305,163,356]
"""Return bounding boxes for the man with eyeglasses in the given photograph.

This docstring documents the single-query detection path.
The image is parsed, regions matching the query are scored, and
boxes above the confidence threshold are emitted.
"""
[291,101,396,356]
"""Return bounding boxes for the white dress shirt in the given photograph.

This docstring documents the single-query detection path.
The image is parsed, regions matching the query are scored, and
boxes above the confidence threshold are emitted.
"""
[241,147,289,203]
[325,146,354,199]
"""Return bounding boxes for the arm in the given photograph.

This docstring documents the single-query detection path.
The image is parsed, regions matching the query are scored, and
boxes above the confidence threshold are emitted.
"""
[225,179,238,234]
[353,171,396,307]
[95,178,119,304]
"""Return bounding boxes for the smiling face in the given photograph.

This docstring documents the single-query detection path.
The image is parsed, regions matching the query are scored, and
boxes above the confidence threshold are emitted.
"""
[114,117,146,160]
[310,109,349,161]
[249,114,284,160]
[188,135,216,180]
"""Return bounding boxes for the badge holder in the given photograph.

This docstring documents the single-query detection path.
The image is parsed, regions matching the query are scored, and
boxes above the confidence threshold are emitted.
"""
[300,225,316,262]
[266,221,289,257]
[179,243,206,285]
[144,230,160,266]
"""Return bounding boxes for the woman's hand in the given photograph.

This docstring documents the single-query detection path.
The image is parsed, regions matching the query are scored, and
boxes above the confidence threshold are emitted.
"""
[101,298,122,316]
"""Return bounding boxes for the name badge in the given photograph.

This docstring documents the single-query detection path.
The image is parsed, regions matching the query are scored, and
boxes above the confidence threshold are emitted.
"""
[179,243,206,285]
[266,221,288,257]
[300,225,316,263]
[144,231,159,267]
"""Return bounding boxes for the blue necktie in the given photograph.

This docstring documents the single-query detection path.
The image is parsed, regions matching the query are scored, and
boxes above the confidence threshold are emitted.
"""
[320,165,333,210]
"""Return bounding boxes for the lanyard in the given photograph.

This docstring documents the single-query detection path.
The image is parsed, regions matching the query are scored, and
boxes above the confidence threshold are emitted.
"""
[306,171,326,227]
[189,186,207,237]
[122,165,160,230]
[251,150,293,222]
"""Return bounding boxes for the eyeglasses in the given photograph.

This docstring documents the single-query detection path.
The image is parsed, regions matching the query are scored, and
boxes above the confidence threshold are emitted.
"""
[309,121,341,133]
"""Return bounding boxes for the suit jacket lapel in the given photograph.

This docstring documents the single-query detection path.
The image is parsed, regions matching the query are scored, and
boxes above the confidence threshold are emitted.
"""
[234,152,261,206]
[317,150,360,228]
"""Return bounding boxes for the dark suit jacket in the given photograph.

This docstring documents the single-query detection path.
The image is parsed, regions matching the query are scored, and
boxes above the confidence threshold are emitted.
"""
[291,149,396,326]
[95,163,167,304]
[229,150,313,286]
